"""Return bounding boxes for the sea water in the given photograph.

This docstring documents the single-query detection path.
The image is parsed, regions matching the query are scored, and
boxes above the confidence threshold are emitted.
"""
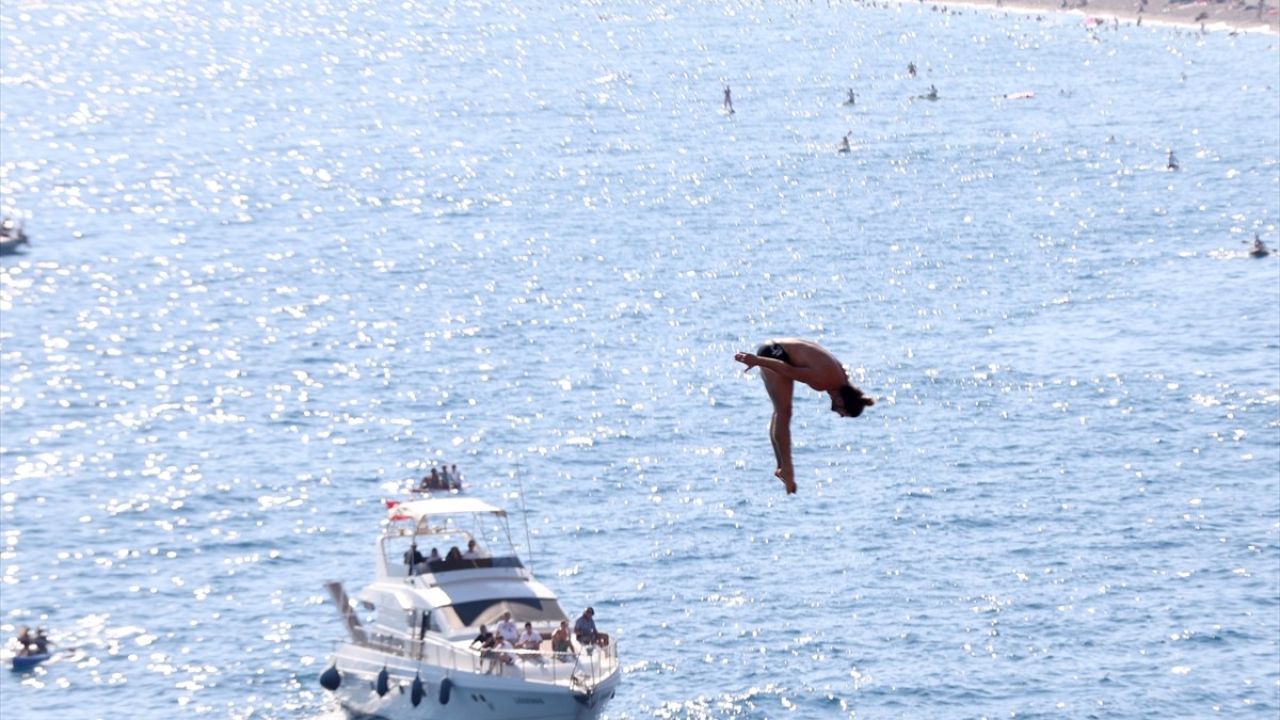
[1,1,1277,718]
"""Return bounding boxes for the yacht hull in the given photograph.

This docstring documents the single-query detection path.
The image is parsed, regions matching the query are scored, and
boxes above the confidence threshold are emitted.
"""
[326,644,618,720]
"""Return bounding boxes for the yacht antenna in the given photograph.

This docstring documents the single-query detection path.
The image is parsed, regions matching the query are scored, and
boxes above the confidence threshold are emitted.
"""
[515,464,534,571]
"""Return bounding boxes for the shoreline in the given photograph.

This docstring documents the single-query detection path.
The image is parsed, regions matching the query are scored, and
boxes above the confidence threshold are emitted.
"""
[908,0,1280,34]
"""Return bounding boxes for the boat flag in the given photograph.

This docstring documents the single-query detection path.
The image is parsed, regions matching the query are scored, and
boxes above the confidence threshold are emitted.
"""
[386,500,411,521]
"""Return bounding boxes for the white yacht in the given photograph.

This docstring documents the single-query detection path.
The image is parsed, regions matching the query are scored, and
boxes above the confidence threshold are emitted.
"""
[320,496,620,719]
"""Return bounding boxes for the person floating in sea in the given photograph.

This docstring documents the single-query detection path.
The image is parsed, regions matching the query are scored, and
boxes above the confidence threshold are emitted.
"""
[723,85,734,114]
[733,338,875,494]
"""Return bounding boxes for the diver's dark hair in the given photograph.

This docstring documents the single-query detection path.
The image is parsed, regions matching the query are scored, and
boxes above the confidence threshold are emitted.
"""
[838,384,875,418]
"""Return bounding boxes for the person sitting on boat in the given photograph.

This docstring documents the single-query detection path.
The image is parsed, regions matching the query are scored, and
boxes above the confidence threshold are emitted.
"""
[517,622,542,651]
[32,629,48,655]
[496,612,520,645]
[403,543,426,570]
[449,463,463,490]
[471,624,498,672]
[471,624,494,649]
[551,620,576,661]
[574,607,609,648]
[492,636,516,671]
[462,539,488,561]
[427,547,442,564]
[14,626,32,657]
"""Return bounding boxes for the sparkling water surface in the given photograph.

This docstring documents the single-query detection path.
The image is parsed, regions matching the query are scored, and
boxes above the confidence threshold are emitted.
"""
[1,1,1278,718]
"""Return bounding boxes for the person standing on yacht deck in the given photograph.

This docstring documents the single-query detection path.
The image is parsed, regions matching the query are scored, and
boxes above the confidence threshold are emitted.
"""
[733,338,875,494]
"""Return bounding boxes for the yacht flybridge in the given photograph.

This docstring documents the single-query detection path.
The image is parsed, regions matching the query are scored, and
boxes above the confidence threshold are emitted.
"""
[320,496,620,719]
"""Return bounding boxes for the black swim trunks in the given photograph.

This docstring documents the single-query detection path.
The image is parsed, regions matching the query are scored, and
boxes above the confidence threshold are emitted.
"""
[757,343,793,365]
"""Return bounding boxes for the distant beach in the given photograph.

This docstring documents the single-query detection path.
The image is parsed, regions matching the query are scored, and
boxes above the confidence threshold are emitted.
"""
[907,0,1280,33]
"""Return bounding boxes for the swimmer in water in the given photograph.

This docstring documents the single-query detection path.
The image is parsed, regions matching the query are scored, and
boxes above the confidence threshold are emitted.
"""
[734,338,875,494]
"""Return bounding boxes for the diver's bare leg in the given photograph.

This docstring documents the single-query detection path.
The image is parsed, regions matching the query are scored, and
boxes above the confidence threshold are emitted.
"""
[761,368,797,494]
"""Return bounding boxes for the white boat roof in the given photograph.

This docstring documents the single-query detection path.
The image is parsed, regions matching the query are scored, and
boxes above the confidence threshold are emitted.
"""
[390,497,507,521]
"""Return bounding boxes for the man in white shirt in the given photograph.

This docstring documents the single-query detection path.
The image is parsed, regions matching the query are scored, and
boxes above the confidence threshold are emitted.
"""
[496,612,520,645]
[462,539,487,560]
[517,622,542,651]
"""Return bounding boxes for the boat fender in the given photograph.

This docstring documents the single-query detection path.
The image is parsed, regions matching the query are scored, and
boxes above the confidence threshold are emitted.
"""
[438,676,453,705]
[375,667,390,697]
[319,664,341,691]
[411,673,425,707]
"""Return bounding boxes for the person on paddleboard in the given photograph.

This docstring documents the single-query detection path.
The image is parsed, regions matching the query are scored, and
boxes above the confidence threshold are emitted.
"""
[734,338,874,494]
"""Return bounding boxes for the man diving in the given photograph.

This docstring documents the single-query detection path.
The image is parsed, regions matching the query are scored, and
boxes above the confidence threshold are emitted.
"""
[734,338,875,494]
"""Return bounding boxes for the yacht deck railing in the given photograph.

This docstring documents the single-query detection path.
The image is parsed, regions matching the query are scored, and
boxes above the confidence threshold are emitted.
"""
[358,630,618,692]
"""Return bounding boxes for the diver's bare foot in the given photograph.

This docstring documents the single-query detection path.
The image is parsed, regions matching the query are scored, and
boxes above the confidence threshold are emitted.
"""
[775,469,797,495]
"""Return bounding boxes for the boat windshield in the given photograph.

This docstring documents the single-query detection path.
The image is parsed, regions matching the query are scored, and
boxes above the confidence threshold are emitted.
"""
[446,597,568,628]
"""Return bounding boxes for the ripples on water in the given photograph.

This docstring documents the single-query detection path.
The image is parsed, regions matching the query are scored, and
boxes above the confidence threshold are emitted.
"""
[1,1,1277,718]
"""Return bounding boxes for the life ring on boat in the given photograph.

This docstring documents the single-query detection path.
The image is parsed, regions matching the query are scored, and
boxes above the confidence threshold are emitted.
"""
[438,676,453,705]
[411,674,426,707]
[319,664,341,691]
[375,667,390,697]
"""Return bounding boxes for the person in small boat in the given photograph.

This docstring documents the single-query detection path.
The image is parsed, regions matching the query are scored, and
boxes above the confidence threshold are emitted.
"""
[32,629,48,655]
[1251,234,1270,257]
[733,338,875,494]
[1166,149,1179,171]
[839,133,852,153]
[925,84,938,100]
[427,547,442,563]
[15,626,32,656]
[445,546,463,563]
[574,607,609,647]
[907,61,917,77]
[448,463,462,489]
[551,620,576,660]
